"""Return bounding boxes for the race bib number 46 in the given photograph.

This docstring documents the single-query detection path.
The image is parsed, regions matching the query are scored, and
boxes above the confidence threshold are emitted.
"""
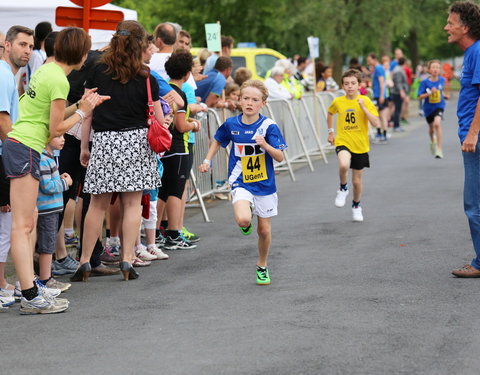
[235,143,268,183]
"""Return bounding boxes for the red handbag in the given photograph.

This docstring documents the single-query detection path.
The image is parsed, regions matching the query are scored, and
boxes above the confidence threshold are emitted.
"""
[146,76,172,153]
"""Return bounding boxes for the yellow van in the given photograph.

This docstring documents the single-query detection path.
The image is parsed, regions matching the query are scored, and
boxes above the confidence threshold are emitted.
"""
[191,47,287,80]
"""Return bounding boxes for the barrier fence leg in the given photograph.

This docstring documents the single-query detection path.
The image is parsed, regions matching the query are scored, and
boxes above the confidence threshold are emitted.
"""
[281,148,296,182]
[286,101,315,172]
[266,102,296,181]
[300,98,328,164]
[189,169,212,223]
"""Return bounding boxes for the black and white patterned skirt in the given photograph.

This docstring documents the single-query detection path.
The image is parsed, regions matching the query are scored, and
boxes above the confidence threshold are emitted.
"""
[83,128,161,194]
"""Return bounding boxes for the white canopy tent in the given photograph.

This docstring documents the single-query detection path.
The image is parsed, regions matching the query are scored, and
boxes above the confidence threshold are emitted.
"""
[0,0,137,49]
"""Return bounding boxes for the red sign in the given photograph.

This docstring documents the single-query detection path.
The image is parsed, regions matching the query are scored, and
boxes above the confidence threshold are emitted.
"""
[56,7,124,31]
[69,0,111,7]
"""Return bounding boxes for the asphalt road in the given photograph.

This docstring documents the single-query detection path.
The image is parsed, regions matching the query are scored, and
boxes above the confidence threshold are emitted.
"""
[2,95,480,375]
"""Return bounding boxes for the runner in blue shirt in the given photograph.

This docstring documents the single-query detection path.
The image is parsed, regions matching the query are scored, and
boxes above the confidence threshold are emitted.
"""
[367,53,389,143]
[417,60,449,158]
[199,80,287,285]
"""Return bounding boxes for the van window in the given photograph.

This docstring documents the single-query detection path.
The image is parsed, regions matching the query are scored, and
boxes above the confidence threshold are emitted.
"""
[231,56,246,75]
[255,54,279,78]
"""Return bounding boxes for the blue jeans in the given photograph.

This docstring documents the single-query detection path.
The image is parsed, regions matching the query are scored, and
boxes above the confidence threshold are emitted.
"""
[463,143,480,269]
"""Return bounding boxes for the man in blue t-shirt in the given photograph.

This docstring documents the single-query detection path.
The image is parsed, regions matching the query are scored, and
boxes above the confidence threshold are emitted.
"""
[367,53,389,143]
[447,2,480,277]
[0,25,33,307]
[195,56,235,110]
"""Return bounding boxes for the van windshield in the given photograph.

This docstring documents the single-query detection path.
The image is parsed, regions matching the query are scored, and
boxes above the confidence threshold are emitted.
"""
[231,56,246,75]
[256,54,279,78]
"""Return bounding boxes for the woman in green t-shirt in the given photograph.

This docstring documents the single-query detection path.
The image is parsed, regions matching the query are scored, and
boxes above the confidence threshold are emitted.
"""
[2,27,107,314]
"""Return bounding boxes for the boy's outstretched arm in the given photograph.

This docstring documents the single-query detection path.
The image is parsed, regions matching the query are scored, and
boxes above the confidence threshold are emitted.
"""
[327,112,335,145]
[358,97,380,128]
[199,140,221,172]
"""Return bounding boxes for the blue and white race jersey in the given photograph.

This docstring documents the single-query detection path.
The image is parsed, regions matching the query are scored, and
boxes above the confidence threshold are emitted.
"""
[418,76,446,117]
[214,114,287,195]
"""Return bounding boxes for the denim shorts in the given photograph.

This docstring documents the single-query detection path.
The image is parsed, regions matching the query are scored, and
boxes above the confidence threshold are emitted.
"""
[2,138,41,180]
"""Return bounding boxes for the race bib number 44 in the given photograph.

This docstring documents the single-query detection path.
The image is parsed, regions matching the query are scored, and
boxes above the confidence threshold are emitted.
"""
[241,154,267,183]
[235,143,268,183]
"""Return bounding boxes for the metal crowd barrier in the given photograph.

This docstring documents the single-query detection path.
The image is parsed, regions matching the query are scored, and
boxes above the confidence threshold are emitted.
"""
[186,109,231,222]
[262,99,314,172]
[186,89,348,221]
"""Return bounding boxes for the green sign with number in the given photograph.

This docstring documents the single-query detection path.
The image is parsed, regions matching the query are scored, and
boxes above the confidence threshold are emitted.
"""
[205,23,221,52]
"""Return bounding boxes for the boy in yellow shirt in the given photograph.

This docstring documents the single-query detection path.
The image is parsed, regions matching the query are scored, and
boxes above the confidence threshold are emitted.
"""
[327,69,380,221]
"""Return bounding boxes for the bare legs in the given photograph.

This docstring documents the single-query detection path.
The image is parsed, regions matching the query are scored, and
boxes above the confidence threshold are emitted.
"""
[431,116,443,151]
[337,150,364,202]
[233,200,271,268]
[9,175,39,290]
[81,191,143,265]
[257,217,271,267]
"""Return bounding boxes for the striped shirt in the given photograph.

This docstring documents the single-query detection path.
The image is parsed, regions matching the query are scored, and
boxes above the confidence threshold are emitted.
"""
[37,150,68,215]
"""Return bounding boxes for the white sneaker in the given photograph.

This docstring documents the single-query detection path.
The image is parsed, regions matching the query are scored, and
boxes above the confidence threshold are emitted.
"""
[352,206,364,222]
[34,279,70,307]
[35,279,61,298]
[135,244,157,261]
[45,277,71,292]
[147,244,169,260]
[0,289,15,309]
[335,189,349,207]
[20,293,68,315]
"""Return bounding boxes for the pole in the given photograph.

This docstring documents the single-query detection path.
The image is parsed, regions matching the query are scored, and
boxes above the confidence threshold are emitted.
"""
[312,57,322,139]
[83,0,90,32]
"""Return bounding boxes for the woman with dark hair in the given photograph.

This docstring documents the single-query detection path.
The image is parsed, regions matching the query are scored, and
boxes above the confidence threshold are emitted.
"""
[74,20,164,281]
[2,27,104,314]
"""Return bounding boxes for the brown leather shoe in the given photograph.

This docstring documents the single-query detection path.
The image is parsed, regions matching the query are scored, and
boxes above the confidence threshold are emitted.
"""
[91,264,120,277]
[451,264,480,278]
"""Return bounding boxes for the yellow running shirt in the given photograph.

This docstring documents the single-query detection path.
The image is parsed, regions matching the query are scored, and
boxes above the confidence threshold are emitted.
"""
[327,95,378,154]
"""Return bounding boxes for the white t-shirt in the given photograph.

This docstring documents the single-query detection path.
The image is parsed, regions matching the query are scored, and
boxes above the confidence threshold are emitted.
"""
[265,77,291,100]
[149,52,171,81]
[149,52,196,90]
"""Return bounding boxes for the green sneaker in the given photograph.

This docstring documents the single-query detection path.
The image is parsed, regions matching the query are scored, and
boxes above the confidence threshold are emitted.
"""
[256,266,270,285]
[240,223,253,236]
[181,227,200,243]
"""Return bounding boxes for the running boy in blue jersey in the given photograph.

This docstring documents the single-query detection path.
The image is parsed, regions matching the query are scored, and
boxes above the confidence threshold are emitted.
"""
[199,80,287,285]
[417,59,449,158]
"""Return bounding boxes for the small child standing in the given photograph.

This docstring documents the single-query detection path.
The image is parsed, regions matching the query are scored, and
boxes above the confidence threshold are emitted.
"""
[36,135,72,291]
[137,108,172,262]
[417,60,449,159]
[199,80,287,285]
[327,69,380,222]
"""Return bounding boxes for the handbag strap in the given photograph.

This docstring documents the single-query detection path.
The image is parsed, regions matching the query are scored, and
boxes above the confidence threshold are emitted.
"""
[146,76,154,116]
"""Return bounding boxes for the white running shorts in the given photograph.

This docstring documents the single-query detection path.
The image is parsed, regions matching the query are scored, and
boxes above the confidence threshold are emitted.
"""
[231,187,278,218]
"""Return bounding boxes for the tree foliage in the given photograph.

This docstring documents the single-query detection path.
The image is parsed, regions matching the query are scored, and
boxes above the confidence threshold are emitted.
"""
[113,0,468,65]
